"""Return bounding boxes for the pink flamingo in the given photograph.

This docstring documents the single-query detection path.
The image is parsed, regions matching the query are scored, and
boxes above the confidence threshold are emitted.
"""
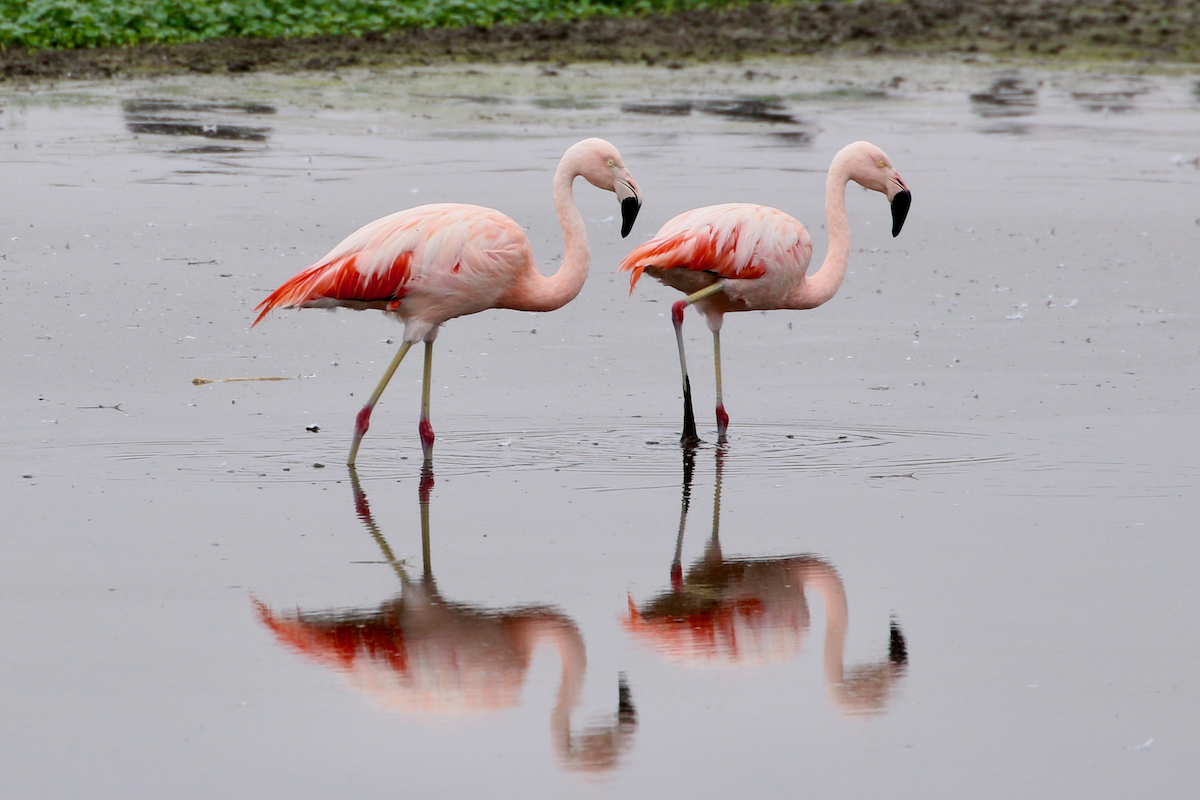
[619,141,910,445]
[253,138,642,465]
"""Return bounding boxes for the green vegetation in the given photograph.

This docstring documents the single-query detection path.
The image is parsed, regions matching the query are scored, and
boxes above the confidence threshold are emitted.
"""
[0,0,737,48]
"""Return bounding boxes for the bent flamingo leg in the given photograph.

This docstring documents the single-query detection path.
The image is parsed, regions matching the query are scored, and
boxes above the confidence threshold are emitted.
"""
[349,340,414,467]
[713,330,729,440]
[419,341,435,463]
[671,282,725,446]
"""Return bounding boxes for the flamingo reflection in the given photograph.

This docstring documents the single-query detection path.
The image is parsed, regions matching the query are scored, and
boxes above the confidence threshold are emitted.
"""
[625,449,908,714]
[255,467,636,771]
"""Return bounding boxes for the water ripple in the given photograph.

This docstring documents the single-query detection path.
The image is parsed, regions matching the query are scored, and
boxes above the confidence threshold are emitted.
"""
[49,419,1025,484]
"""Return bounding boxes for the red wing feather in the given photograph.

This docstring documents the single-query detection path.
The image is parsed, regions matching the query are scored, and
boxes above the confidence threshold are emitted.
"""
[252,248,413,327]
[618,206,782,293]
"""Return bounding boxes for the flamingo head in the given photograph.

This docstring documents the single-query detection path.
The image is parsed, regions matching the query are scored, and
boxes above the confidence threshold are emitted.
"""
[568,138,644,237]
[839,141,912,237]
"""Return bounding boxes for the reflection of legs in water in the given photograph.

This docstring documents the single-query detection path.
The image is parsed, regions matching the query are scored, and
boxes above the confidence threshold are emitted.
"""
[418,463,433,576]
[345,464,637,770]
[671,446,697,589]
[349,464,408,583]
[350,462,436,581]
[630,446,909,715]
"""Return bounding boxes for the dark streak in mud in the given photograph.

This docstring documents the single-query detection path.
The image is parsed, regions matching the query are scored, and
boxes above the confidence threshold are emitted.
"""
[697,98,797,124]
[433,94,514,105]
[622,97,804,124]
[788,86,890,101]
[122,97,274,141]
[171,145,247,154]
[622,101,695,116]
[126,120,271,140]
[769,130,815,147]
[123,99,276,115]
[970,75,1038,117]
[2,0,1199,82]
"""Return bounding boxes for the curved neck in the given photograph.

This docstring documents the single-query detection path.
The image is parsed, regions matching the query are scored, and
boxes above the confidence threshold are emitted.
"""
[544,617,636,772]
[507,159,590,313]
[796,560,850,685]
[790,159,851,310]
[537,618,590,759]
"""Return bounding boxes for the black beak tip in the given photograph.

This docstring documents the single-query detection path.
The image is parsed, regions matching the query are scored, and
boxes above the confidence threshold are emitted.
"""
[620,196,641,238]
[891,189,911,238]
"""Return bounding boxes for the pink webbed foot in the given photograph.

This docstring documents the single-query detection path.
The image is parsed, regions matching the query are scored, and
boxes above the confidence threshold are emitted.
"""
[418,463,434,504]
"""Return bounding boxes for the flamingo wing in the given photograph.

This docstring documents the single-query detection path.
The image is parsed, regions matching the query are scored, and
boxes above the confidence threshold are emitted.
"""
[618,204,811,292]
[252,204,528,327]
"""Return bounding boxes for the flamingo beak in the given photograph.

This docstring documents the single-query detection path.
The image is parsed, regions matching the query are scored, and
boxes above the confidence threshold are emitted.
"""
[891,189,911,237]
[615,175,642,238]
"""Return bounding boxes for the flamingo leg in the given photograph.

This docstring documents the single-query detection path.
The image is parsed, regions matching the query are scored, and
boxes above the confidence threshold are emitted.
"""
[671,282,725,446]
[672,303,700,447]
[419,341,435,463]
[348,340,414,467]
[713,330,729,440]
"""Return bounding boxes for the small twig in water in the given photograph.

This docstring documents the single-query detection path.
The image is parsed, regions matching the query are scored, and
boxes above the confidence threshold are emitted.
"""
[78,403,129,415]
[869,472,918,480]
[192,376,293,385]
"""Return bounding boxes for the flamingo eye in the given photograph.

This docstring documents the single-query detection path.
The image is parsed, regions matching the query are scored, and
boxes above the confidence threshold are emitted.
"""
[607,159,615,167]
[877,159,886,168]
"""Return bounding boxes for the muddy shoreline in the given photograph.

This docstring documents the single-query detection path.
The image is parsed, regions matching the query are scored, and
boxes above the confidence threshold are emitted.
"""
[3,0,1199,81]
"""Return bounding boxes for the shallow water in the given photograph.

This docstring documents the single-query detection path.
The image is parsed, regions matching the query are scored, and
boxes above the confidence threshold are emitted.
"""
[2,59,1199,797]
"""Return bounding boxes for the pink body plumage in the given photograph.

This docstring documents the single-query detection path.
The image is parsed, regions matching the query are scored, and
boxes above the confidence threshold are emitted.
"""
[253,203,533,340]
[620,203,813,314]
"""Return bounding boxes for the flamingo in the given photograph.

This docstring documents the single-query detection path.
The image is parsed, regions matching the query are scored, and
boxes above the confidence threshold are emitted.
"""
[619,141,911,445]
[253,138,643,465]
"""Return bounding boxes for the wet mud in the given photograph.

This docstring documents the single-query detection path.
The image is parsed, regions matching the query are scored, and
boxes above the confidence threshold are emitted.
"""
[3,0,1200,82]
